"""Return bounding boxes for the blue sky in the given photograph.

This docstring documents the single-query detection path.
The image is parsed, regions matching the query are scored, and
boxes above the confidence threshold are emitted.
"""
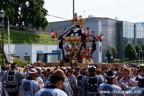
[44,0,144,22]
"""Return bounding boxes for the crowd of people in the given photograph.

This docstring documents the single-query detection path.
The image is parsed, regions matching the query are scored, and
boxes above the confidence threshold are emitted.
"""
[0,62,144,96]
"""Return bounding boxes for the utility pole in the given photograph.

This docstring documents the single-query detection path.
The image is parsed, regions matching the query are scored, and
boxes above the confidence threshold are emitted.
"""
[8,20,11,62]
[83,10,86,18]
[73,0,75,18]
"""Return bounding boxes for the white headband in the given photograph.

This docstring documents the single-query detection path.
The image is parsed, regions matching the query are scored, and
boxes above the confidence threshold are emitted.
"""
[88,65,96,69]
[28,69,38,74]
[105,74,115,79]
[28,71,37,74]
[36,67,42,71]
[66,66,71,69]
[138,75,144,79]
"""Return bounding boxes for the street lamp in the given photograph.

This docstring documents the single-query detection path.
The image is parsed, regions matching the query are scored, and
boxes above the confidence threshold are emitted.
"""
[0,9,5,66]
[139,50,142,64]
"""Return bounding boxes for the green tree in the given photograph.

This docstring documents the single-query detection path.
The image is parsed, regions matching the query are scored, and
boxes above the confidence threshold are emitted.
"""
[141,43,144,58]
[1,0,48,31]
[106,46,117,63]
[134,44,142,59]
[125,41,137,61]
[141,44,144,51]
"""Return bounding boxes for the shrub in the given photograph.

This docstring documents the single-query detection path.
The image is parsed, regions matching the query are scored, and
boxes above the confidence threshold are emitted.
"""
[13,57,25,67]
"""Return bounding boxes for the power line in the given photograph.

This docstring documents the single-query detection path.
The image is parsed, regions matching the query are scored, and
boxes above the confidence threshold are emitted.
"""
[48,14,69,20]
[7,0,69,20]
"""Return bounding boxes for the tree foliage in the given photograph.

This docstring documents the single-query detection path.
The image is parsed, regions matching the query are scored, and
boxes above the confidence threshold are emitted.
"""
[106,46,117,63]
[125,42,137,60]
[134,44,142,58]
[141,44,144,52]
[1,0,48,31]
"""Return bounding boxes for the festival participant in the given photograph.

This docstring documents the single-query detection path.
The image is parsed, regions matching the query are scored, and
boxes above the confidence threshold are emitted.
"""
[21,68,40,96]
[0,65,5,81]
[98,70,123,96]
[67,69,77,96]
[24,63,34,78]
[67,69,77,89]
[61,68,73,96]
[133,69,143,84]
[117,70,124,82]
[40,68,51,84]
[126,73,144,96]
[74,66,80,78]
[118,67,136,90]
[34,69,67,96]
[0,65,6,87]
[35,67,44,89]
[2,64,11,88]
[130,67,136,78]
[96,69,104,82]
[80,65,104,96]
[77,68,88,96]
[0,81,9,96]
[2,63,25,96]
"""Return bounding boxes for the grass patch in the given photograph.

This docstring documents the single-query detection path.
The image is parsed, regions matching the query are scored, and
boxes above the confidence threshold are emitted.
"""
[0,30,59,45]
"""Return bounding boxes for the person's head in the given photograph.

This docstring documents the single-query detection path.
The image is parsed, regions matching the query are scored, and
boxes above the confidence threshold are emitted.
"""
[111,67,115,71]
[28,64,33,68]
[123,67,131,77]
[66,66,71,70]
[11,63,17,70]
[105,70,115,83]
[95,69,101,75]
[121,66,124,71]
[50,69,66,89]
[29,68,38,79]
[45,68,51,76]
[136,69,142,76]
[30,63,36,68]
[60,68,67,75]
[81,68,88,76]
[1,65,5,71]
[35,67,42,76]
[75,66,80,72]
[42,63,45,67]
[68,69,73,77]
[117,70,124,79]
[138,73,144,87]
[101,68,105,75]
[115,67,118,72]
[88,65,96,74]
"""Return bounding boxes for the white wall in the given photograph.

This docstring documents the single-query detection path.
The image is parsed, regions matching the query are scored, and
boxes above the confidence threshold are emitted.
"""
[31,45,59,62]
[4,44,60,63]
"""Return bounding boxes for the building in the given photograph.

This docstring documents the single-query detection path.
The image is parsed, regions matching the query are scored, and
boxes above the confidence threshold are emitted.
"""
[136,22,144,26]
[4,44,62,63]
[46,17,144,61]
[117,21,144,59]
